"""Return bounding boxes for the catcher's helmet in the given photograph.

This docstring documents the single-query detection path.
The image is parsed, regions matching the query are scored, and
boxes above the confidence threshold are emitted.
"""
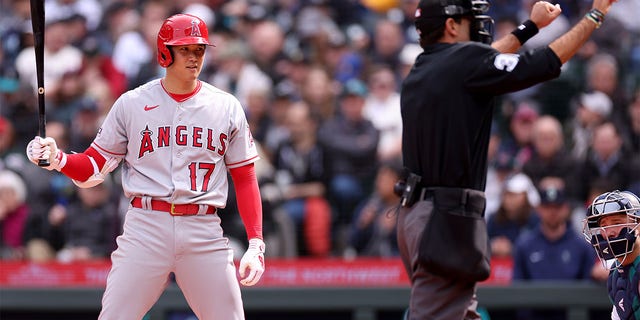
[414,0,493,44]
[583,190,640,270]
[157,14,212,68]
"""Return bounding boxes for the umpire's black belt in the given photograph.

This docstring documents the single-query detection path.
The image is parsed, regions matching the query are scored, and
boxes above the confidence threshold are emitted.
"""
[416,187,486,215]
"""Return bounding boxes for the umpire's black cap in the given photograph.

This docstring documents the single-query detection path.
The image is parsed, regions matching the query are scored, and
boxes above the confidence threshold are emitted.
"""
[414,0,473,35]
[415,0,473,19]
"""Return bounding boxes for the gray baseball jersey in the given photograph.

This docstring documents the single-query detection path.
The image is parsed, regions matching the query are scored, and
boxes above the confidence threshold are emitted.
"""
[92,79,259,207]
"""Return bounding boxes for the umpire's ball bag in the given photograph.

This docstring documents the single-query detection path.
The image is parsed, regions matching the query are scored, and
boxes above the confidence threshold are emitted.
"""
[418,187,491,283]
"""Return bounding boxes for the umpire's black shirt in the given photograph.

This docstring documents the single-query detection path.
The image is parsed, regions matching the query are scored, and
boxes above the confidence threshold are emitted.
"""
[400,42,562,191]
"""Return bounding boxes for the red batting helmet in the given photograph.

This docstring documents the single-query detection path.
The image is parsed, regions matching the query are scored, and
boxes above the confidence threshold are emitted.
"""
[157,14,212,68]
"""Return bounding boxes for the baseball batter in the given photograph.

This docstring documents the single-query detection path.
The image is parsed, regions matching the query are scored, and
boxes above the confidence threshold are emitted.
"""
[26,14,264,320]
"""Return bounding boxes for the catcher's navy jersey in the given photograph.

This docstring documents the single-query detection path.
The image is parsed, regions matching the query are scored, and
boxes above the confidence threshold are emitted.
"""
[609,256,640,320]
[400,42,561,190]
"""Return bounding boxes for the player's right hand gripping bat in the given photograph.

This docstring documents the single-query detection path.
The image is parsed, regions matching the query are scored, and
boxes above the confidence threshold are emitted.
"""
[30,0,49,167]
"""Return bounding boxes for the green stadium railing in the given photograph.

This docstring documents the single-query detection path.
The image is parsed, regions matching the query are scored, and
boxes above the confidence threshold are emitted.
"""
[0,281,611,320]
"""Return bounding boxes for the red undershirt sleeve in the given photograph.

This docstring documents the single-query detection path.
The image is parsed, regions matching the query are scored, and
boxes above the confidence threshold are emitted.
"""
[59,147,107,182]
[229,163,263,240]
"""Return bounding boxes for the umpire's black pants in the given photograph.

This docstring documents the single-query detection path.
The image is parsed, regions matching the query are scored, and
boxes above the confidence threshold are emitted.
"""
[397,199,482,320]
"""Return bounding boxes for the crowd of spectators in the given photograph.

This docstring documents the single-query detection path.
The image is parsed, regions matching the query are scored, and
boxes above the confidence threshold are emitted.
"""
[1,0,639,268]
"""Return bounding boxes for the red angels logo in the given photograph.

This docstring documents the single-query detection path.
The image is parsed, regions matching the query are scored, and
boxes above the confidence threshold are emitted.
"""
[190,19,201,37]
[138,125,154,158]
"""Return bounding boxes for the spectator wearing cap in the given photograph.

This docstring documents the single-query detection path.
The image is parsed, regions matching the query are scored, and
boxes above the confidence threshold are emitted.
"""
[487,172,540,258]
[511,176,605,320]
[568,90,612,161]
[61,13,90,48]
[262,81,297,159]
[68,97,100,151]
[496,101,539,172]
[318,78,379,248]
[277,50,310,102]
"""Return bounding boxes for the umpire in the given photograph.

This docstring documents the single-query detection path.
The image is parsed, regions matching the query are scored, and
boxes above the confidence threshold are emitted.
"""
[397,0,618,318]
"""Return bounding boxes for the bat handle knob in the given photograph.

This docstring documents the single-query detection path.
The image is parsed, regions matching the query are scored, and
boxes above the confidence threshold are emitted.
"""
[38,159,50,167]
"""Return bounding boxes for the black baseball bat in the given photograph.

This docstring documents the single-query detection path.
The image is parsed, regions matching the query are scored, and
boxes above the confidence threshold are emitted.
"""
[30,0,49,167]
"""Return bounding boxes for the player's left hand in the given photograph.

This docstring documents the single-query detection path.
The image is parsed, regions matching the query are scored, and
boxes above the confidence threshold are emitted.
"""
[530,1,562,29]
[239,238,265,286]
[26,136,65,171]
